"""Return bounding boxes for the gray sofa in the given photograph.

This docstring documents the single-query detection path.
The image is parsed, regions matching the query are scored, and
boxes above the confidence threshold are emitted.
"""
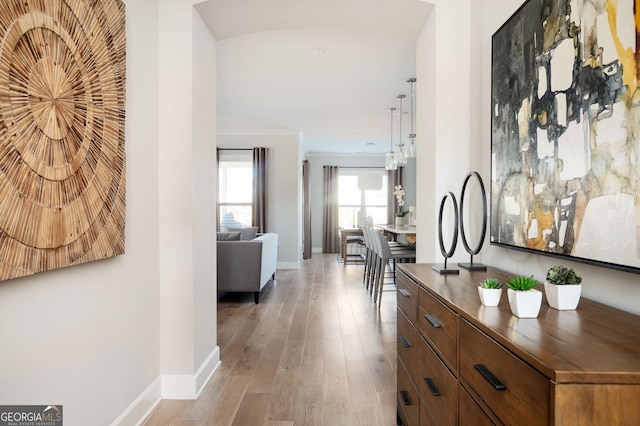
[216,232,278,303]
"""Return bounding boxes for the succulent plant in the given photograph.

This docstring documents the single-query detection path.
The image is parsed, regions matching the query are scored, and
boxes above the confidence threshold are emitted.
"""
[506,275,538,291]
[546,266,582,285]
[479,277,502,289]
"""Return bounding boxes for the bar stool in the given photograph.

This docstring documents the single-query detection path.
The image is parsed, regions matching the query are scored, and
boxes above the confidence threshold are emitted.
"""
[371,229,416,306]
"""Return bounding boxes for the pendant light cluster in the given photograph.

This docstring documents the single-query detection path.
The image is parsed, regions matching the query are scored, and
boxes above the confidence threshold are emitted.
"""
[385,78,417,170]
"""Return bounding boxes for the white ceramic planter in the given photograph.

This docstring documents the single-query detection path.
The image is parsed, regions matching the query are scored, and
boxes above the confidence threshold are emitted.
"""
[478,287,502,307]
[395,216,404,228]
[544,282,582,310]
[507,288,542,318]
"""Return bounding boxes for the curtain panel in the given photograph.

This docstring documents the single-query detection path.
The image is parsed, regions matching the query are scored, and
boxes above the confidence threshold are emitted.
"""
[303,160,312,259]
[322,165,340,253]
[252,147,268,233]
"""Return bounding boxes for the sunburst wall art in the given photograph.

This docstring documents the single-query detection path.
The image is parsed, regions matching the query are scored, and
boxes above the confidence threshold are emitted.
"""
[491,0,640,273]
[0,0,126,281]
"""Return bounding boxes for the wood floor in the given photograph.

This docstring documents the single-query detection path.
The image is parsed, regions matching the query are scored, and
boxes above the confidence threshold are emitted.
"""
[143,254,399,425]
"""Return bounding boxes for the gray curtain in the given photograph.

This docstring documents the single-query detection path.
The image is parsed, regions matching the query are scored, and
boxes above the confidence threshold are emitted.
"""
[387,166,404,224]
[303,160,312,259]
[216,148,220,231]
[322,165,340,253]
[252,147,268,233]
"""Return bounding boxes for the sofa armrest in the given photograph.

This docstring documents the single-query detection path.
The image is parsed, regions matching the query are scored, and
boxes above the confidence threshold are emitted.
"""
[254,233,278,287]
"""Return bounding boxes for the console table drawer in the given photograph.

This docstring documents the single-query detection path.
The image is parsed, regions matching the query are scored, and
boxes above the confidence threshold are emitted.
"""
[459,385,496,426]
[398,308,420,379]
[398,359,419,426]
[397,271,418,323]
[459,319,549,426]
[418,336,456,426]
[418,287,457,372]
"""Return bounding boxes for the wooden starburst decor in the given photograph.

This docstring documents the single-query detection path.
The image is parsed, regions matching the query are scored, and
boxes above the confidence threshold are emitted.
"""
[0,0,126,281]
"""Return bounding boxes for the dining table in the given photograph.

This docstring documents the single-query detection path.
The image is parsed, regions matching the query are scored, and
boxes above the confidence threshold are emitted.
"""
[375,224,416,245]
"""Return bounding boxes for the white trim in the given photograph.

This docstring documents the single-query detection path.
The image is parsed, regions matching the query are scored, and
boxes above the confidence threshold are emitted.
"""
[196,346,220,395]
[110,377,161,426]
[160,346,221,399]
[277,261,300,270]
[312,247,323,254]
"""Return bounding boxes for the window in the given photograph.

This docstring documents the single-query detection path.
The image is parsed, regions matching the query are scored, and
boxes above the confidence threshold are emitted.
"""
[218,150,252,230]
[338,169,387,228]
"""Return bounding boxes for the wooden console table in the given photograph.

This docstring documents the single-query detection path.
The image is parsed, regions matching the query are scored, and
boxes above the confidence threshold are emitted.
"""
[396,263,640,425]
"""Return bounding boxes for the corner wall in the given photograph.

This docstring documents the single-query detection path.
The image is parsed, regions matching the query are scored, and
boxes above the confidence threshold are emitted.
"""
[158,0,219,400]
[416,0,471,263]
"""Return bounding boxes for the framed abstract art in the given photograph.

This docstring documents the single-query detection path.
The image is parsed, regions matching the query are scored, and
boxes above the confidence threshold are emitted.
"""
[491,0,640,273]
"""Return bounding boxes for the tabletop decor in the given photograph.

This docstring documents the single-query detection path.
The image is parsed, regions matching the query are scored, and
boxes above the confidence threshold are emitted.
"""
[432,191,459,274]
[545,265,583,310]
[459,171,488,271]
[0,0,126,281]
[506,275,542,318]
[478,277,503,307]
[490,0,640,273]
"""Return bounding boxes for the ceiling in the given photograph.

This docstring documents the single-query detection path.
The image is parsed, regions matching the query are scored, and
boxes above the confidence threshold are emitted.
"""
[195,0,433,155]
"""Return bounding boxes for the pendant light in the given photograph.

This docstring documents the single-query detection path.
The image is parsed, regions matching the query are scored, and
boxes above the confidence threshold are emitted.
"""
[396,94,407,165]
[385,107,397,170]
[407,78,417,158]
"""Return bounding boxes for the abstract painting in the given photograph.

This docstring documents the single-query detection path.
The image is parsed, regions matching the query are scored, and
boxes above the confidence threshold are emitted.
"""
[0,0,126,281]
[491,0,640,273]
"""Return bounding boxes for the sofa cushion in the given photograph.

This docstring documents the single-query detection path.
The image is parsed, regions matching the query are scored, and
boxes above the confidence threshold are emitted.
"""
[227,226,258,241]
[217,231,241,241]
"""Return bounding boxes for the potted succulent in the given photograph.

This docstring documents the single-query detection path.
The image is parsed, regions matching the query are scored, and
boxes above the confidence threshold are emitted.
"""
[545,266,582,310]
[506,275,542,318]
[478,277,503,307]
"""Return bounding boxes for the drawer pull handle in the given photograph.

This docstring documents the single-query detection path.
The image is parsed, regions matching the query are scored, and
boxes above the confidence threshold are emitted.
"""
[474,364,506,391]
[399,335,411,348]
[400,390,412,406]
[424,314,442,328]
[399,289,410,298]
[424,377,441,396]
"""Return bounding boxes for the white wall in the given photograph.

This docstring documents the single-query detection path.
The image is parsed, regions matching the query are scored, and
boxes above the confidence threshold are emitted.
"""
[416,0,471,264]
[192,8,219,392]
[476,0,640,315]
[157,0,219,401]
[0,0,163,424]
[218,134,302,269]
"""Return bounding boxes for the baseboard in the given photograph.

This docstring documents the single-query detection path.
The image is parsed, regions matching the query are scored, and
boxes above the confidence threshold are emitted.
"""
[277,261,300,270]
[312,247,323,254]
[110,377,161,426]
[112,347,220,425]
[161,346,221,399]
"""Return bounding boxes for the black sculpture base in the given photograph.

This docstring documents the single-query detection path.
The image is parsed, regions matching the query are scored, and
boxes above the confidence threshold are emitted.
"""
[431,264,460,274]
[458,262,487,271]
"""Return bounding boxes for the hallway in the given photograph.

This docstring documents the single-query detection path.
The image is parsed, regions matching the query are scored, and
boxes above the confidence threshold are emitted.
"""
[144,254,398,425]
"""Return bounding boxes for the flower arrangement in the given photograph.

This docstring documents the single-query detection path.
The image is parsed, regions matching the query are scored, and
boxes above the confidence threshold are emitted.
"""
[394,185,410,217]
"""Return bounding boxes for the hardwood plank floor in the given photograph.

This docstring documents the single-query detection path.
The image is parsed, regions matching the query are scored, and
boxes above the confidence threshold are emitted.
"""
[143,254,398,425]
